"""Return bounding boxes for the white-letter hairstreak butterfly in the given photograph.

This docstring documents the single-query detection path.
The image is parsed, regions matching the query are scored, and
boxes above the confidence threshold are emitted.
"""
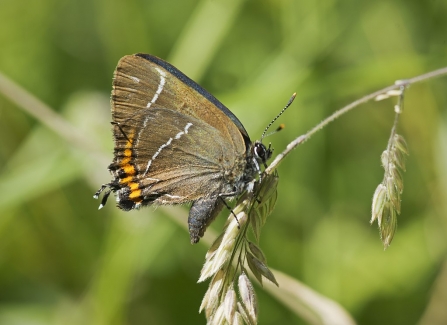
[94,53,279,244]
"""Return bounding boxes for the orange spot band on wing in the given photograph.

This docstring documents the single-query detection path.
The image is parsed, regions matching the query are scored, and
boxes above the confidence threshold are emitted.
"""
[128,181,142,201]
[120,158,131,166]
[124,148,132,157]
[122,164,136,175]
[116,130,143,203]
[125,131,135,147]
[129,182,139,191]
[118,131,135,169]
[129,189,142,199]
[120,176,133,184]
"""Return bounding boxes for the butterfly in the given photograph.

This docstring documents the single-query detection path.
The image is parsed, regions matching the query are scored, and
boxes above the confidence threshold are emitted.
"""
[94,53,273,243]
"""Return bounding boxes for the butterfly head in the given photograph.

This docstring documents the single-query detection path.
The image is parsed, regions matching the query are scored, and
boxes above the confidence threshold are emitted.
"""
[253,141,272,168]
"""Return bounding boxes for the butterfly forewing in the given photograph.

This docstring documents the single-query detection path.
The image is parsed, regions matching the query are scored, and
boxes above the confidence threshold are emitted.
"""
[113,54,249,149]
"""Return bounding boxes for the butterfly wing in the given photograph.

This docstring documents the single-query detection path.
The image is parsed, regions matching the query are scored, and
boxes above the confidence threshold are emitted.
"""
[107,54,250,210]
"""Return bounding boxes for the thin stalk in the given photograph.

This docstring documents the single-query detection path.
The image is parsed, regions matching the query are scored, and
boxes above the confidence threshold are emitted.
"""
[266,66,447,174]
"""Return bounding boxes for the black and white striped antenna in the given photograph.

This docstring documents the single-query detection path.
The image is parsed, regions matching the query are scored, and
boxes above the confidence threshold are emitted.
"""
[261,92,296,140]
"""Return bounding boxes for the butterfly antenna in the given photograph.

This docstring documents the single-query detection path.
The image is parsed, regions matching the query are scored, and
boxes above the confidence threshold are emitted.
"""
[261,92,296,141]
[263,123,285,138]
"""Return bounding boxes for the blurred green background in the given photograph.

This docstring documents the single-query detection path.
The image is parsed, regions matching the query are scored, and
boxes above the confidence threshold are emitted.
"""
[1,0,446,324]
